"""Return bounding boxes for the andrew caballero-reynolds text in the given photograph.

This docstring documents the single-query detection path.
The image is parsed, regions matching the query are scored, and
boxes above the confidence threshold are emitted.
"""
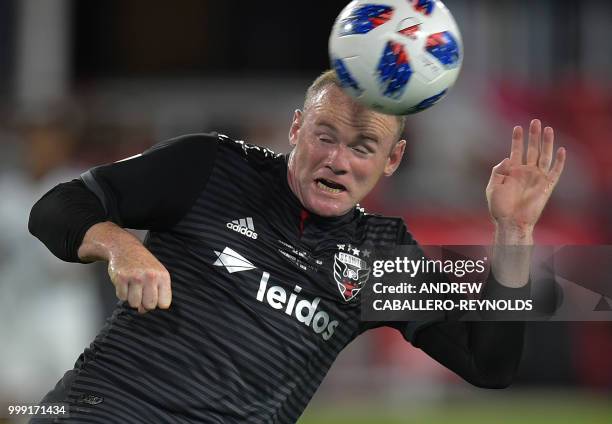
[367,256,533,313]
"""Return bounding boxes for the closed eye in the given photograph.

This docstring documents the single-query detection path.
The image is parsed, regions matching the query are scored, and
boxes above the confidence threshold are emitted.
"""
[352,146,370,155]
[351,141,376,155]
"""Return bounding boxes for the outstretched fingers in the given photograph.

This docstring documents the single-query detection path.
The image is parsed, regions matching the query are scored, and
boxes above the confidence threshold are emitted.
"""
[510,120,562,177]
[509,126,523,165]
[526,119,541,166]
[538,126,554,171]
[549,147,566,182]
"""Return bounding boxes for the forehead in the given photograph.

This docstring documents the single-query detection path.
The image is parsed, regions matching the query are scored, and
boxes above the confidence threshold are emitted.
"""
[306,85,398,139]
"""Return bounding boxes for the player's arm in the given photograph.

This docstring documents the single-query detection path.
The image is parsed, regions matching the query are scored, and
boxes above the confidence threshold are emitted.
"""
[397,120,566,388]
[404,231,532,388]
[29,133,219,313]
[408,243,533,388]
[388,244,528,388]
[413,321,526,388]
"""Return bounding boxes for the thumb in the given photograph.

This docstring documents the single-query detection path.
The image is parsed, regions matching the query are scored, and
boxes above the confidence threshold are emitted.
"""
[490,158,510,185]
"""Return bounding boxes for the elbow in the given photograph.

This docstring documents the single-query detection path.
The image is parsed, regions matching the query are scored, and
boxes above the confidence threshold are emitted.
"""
[469,373,515,389]
[27,181,106,263]
[28,197,45,239]
[468,337,523,390]
[28,191,52,242]
[467,362,518,389]
[28,187,64,258]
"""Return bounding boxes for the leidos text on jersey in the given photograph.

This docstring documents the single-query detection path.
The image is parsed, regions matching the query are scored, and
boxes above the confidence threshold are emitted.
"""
[256,272,338,340]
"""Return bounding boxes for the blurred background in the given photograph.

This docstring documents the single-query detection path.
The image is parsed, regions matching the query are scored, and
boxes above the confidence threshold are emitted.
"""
[0,0,610,422]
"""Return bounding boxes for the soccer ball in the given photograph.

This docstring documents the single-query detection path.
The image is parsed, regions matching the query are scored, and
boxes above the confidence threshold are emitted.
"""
[328,0,463,115]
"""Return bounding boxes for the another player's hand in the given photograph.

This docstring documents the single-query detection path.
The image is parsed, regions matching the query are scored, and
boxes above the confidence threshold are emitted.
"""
[107,243,172,314]
[486,119,566,233]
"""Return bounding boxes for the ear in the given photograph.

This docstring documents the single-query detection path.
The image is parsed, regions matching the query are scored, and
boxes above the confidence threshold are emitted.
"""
[383,139,406,176]
[288,109,303,147]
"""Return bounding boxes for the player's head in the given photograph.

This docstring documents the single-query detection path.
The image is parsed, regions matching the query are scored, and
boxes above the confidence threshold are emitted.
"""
[287,70,407,217]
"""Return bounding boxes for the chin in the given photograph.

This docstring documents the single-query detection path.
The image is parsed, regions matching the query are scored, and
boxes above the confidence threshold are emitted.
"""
[307,198,353,217]
[313,208,344,218]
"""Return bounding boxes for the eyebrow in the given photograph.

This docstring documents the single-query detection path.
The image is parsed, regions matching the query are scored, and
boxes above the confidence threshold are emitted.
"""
[315,121,379,144]
[314,121,338,133]
[357,135,379,144]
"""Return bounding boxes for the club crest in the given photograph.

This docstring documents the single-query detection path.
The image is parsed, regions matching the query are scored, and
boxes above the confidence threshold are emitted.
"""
[333,245,371,302]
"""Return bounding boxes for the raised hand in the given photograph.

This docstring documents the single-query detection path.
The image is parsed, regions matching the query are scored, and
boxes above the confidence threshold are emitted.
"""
[486,119,566,233]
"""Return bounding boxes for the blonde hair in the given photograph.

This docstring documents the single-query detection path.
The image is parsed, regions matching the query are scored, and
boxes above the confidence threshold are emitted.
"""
[303,69,406,139]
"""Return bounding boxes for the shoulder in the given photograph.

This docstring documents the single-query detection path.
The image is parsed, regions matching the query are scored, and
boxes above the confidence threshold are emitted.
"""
[145,132,219,153]
[144,132,285,171]
[358,210,418,246]
[215,133,285,170]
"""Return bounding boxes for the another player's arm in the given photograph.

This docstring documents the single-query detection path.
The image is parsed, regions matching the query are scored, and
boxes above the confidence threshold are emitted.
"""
[29,134,219,313]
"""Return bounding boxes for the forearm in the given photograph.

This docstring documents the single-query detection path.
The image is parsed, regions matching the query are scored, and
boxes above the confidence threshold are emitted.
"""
[437,224,531,387]
[77,221,145,263]
[415,320,524,389]
[410,224,531,388]
[491,223,534,288]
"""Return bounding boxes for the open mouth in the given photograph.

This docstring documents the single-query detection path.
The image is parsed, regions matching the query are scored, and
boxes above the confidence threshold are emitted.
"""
[315,178,346,194]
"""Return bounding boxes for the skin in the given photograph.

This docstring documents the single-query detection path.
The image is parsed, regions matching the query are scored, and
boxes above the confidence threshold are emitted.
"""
[287,84,406,217]
[488,120,566,286]
[78,88,566,311]
[78,223,172,314]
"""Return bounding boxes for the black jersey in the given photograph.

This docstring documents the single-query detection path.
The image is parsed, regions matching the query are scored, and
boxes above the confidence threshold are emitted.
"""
[29,133,525,423]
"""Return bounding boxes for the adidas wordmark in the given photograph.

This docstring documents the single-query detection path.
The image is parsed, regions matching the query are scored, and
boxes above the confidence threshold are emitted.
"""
[226,217,258,239]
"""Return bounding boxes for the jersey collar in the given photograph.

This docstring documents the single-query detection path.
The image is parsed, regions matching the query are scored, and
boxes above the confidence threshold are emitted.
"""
[278,154,359,232]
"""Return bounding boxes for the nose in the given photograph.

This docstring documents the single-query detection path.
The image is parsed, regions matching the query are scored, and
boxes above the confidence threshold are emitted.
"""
[325,144,349,175]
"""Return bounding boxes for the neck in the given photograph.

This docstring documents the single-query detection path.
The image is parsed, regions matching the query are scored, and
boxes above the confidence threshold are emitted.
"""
[286,150,300,200]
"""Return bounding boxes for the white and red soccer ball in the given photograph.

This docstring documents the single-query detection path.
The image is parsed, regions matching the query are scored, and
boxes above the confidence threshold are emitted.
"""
[329,0,463,115]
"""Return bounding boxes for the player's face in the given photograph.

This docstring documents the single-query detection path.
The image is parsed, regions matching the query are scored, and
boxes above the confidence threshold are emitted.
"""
[288,85,406,217]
